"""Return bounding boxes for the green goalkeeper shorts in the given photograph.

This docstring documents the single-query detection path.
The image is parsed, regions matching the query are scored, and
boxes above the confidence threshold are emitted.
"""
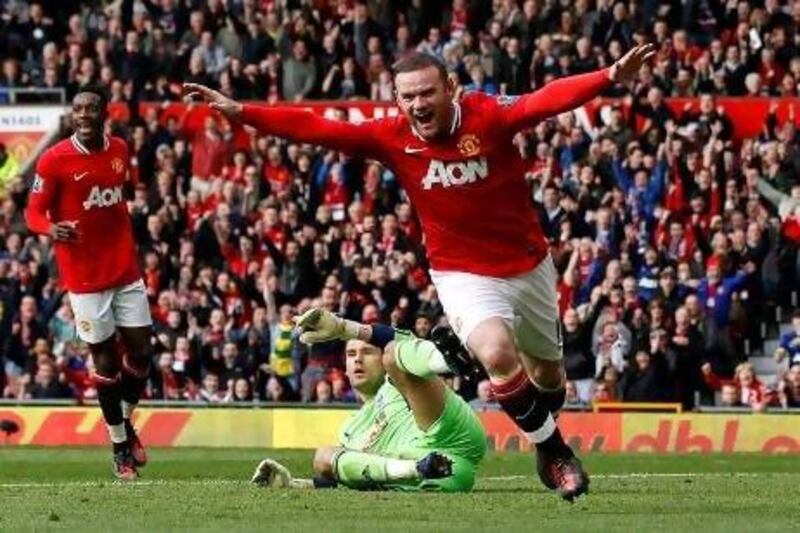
[388,388,487,493]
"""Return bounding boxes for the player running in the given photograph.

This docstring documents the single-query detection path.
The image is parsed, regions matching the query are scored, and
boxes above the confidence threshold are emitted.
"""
[25,87,154,480]
[186,44,654,500]
[251,307,486,492]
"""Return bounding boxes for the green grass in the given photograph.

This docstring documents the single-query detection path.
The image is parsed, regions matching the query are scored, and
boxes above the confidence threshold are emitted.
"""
[1,448,798,532]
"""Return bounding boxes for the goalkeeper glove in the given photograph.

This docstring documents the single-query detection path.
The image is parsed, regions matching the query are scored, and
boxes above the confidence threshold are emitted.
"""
[294,307,362,345]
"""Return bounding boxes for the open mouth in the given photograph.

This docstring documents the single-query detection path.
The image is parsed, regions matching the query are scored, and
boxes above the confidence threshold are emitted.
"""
[413,110,435,128]
[76,123,94,135]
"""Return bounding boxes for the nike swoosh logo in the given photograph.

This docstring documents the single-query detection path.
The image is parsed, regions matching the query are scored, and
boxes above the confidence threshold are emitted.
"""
[404,145,427,154]
[514,401,538,422]
[73,172,89,181]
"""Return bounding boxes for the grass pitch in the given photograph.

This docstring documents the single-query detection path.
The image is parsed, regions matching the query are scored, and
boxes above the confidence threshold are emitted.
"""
[1,448,798,532]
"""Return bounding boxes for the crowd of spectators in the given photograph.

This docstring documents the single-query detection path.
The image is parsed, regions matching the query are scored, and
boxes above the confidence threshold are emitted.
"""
[1,1,800,411]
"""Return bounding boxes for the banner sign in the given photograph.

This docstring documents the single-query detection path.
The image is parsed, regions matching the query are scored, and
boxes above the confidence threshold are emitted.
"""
[109,97,800,146]
[0,106,63,167]
[1,407,797,453]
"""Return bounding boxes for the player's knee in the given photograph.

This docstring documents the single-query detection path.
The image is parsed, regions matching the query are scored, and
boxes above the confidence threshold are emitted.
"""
[475,342,519,378]
[91,341,119,378]
[127,343,153,362]
[313,446,339,478]
[120,328,153,361]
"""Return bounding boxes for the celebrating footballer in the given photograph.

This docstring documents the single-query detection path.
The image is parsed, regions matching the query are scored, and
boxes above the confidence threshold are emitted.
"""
[187,44,655,499]
[25,87,154,480]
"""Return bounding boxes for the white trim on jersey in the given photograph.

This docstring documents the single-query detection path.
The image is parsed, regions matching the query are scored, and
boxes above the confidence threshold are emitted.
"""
[70,134,110,154]
[410,101,462,141]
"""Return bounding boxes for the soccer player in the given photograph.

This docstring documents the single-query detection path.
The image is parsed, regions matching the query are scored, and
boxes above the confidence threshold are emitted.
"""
[251,308,486,492]
[25,87,153,480]
[186,43,654,500]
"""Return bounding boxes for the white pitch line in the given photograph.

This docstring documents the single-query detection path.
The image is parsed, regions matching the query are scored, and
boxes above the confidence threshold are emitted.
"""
[0,479,244,489]
[484,472,795,481]
[0,472,794,489]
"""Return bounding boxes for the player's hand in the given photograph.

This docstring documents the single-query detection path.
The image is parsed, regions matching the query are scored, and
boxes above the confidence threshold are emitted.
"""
[49,221,80,242]
[182,83,242,119]
[609,44,656,84]
[251,458,292,487]
[293,307,359,344]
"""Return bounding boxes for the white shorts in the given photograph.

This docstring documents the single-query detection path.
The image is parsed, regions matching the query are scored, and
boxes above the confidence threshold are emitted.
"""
[69,279,153,344]
[430,256,562,361]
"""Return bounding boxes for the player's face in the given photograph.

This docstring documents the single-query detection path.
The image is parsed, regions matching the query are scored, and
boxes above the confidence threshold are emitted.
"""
[395,66,454,140]
[71,92,106,145]
[345,339,384,396]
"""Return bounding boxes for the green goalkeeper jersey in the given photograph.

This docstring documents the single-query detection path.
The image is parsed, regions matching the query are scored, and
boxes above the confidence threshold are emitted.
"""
[338,378,487,466]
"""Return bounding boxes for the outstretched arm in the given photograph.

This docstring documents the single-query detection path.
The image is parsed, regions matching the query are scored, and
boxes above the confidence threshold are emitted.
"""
[251,447,452,491]
[503,69,612,132]
[503,44,655,133]
[295,308,454,379]
[183,83,382,156]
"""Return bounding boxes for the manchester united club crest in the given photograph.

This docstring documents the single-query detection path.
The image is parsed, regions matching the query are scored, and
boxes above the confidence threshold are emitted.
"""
[457,134,481,157]
[452,316,464,336]
[111,157,125,174]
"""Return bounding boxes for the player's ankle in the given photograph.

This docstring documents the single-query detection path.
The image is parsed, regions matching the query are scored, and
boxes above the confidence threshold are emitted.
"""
[535,428,570,456]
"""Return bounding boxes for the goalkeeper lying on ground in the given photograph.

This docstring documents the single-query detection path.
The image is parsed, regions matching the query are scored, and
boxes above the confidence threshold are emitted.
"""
[251,307,487,492]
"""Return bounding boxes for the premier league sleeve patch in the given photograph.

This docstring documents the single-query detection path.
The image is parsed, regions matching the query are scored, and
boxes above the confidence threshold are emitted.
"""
[496,95,520,107]
[31,174,44,193]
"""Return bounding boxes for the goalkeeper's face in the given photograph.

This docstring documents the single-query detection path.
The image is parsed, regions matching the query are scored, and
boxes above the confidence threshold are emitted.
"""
[345,339,385,397]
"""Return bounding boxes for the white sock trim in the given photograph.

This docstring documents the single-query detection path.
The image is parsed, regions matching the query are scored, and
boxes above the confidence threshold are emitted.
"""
[107,423,128,444]
[428,350,451,374]
[121,400,134,420]
[526,413,556,444]
[385,459,419,481]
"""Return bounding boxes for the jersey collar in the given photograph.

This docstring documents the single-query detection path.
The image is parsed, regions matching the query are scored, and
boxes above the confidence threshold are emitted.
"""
[70,133,110,154]
[411,101,462,142]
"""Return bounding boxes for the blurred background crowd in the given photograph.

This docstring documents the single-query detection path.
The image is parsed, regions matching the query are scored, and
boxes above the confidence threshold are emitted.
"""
[1,0,799,411]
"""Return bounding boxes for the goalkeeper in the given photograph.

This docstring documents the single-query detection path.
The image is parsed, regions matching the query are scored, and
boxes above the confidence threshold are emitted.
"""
[252,307,487,492]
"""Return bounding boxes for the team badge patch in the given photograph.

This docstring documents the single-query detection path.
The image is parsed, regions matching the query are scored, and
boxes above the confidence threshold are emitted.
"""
[111,157,125,174]
[457,134,481,157]
[496,94,520,107]
[79,320,92,333]
[31,174,44,193]
[452,316,464,335]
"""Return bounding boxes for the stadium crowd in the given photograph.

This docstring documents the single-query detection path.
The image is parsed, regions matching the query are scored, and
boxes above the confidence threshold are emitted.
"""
[1,0,800,411]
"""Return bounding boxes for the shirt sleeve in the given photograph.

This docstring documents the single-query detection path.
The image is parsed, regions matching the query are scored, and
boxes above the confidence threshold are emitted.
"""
[500,69,612,133]
[25,152,59,235]
[240,104,385,157]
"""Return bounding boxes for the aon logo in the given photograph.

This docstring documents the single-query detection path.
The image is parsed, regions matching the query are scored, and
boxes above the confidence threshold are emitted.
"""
[421,157,488,190]
[83,185,124,210]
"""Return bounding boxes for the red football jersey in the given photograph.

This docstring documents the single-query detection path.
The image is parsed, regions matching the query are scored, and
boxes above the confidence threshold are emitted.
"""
[26,135,141,293]
[242,69,611,277]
